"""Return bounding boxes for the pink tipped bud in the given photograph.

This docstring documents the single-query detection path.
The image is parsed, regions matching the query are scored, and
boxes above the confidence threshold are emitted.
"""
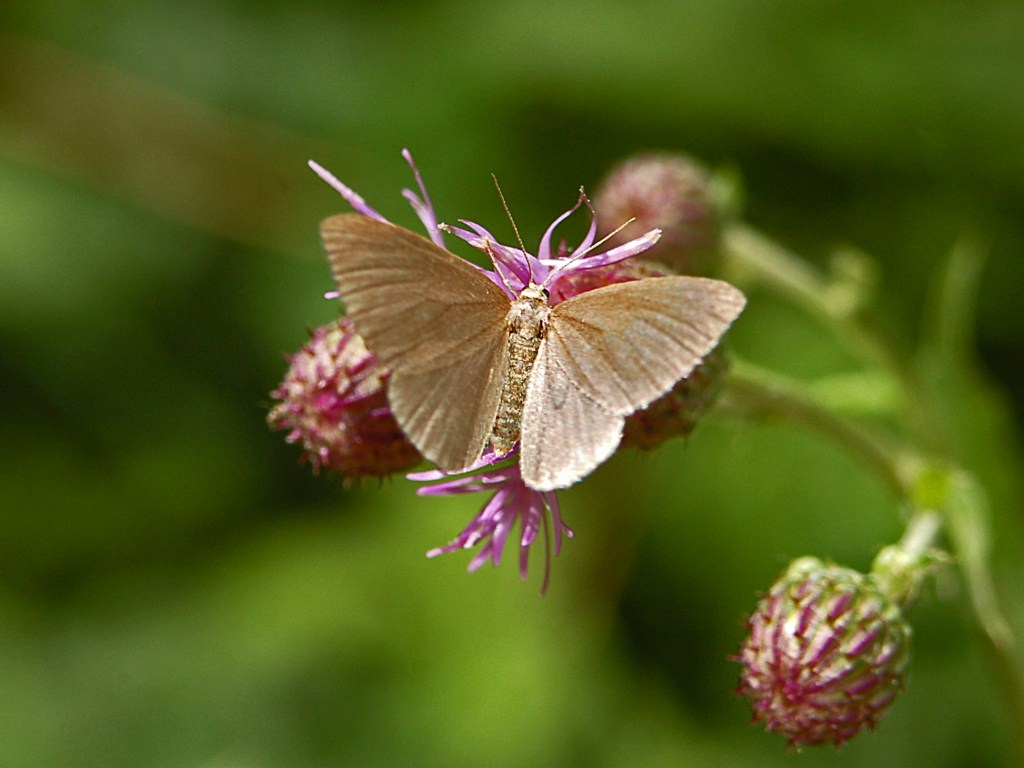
[595,153,722,275]
[622,345,728,449]
[268,318,421,478]
[736,557,911,748]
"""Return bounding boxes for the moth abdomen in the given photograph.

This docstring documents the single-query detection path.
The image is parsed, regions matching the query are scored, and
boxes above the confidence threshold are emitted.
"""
[490,292,551,456]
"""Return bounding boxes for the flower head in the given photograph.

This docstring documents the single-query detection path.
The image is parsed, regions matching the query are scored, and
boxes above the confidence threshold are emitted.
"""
[622,345,729,450]
[595,153,722,275]
[736,557,911,748]
[268,318,421,478]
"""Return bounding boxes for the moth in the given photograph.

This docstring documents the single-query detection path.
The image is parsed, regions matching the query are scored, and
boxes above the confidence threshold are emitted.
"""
[321,214,746,491]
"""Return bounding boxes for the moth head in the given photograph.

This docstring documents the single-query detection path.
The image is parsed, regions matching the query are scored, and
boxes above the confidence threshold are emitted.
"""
[519,283,549,303]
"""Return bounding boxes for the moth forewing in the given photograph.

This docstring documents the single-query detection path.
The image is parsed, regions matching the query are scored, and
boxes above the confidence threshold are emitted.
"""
[386,333,510,472]
[320,214,511,473]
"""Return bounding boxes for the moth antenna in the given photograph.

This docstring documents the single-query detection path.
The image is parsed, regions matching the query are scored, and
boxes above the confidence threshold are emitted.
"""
[590,216,637,254]
[483,237,518,296]
[492,174,535,285]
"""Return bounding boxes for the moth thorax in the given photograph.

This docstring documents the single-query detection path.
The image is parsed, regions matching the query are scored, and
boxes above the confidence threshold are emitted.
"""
[490,290,551,457]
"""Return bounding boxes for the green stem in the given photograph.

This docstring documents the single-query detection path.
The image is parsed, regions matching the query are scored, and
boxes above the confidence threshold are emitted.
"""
[942,471,1024,762]
[722,357,908,498]
[721,223,897,372]
[870,510,944,607]
[898,509,943,560]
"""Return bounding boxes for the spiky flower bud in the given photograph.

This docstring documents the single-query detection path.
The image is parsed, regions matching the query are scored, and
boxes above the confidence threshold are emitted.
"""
[594,153,722,275]
[736,557,911,748]
[268,318,421,478]
[622,345,729,449]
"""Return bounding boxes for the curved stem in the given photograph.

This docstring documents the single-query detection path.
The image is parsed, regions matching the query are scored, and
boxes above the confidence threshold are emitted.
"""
[898,510,943,559]
[722,223,898,372]
[721,357,908,498]
[943,471,1024,763]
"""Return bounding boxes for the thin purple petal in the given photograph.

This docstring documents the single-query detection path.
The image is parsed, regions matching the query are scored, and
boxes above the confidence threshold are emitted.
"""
[444,220,537,293]
[538,191,586,263]
[401,149,445,247]
[308,160,388,222]
[570,190,600,258]
[414,455,570,589]
[575,229,663,270]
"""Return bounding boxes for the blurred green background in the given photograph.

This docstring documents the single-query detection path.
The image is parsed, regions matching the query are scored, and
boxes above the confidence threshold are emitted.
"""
[2,1,1023,766]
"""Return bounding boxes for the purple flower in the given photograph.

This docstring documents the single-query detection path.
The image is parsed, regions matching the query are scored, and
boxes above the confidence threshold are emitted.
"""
[411,454,572,593]
[307,150,665,586]
[440,191,662,303]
